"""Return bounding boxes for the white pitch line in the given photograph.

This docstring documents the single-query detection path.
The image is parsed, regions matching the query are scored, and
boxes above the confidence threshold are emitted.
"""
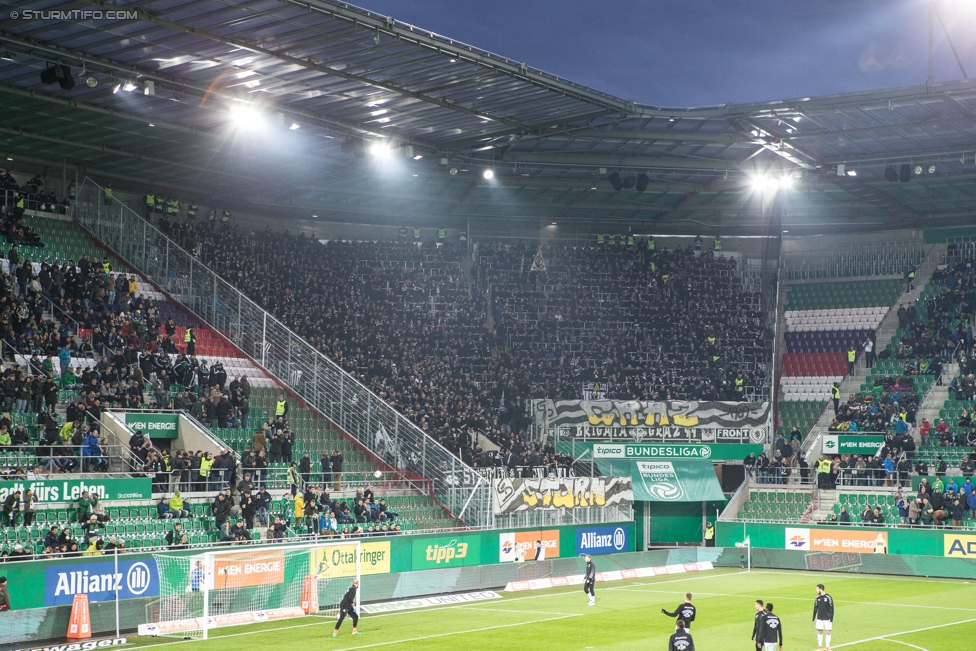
[465,607,573,616]
[749,569,971,586]
[331,613,582,651]
[820,617,976,650]
[604,569,749,590]
[883,640,931,651]
[607,588,976,612]
[124,589,599,649]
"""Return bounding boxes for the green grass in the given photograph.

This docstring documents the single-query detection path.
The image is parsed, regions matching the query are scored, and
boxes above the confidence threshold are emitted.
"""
[130,568,976,651]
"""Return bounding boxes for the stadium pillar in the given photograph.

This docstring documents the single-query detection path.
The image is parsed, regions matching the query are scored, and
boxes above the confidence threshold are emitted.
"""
[927,0,935,85]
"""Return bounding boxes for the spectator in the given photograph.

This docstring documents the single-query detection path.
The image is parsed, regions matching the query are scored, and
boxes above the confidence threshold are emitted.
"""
[168,491,189,518]
[1,490,20,526]
[164,523,184,547]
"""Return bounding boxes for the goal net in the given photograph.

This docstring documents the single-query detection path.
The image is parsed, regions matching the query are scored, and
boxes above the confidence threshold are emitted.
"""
[143,541,360,640]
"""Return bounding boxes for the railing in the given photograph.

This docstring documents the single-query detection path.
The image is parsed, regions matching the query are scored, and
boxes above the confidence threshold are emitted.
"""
[73,178,491,527]
[783,239,925,280]
[7,443,142,474]
[493,504,633,529]
[745,465,815,485]
[473,466,575,480]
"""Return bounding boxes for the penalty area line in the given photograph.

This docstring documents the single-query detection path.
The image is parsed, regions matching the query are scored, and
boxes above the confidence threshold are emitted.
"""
[821,617,976,650]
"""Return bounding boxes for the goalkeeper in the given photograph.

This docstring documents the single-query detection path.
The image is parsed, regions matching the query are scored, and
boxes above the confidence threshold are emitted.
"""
[333,579,362,637]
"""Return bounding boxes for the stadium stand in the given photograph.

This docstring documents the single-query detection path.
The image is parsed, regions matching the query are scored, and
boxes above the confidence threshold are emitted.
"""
[0,199,459,556]
[735,489,812,523]
[160,220,769,467]
[776,279,905,441]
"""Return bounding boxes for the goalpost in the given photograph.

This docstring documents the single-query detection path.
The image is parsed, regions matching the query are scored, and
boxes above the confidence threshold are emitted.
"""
[142,541,361,640]
[735,536,752,572]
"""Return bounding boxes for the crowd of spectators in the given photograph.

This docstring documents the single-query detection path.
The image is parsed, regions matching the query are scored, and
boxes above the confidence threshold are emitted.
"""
[483,242,769,402]
[157,219,768,470]
[0,170,51,244]
[827,391,919,433]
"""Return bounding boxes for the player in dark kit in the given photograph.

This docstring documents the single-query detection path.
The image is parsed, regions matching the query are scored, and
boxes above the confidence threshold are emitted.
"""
[752,599,767,650]
[662,593,696,631]
[332,579,361,637]
[667,620,695,651]
[760,602,783,651]
[583,554,596,606]
[813,583,834,651]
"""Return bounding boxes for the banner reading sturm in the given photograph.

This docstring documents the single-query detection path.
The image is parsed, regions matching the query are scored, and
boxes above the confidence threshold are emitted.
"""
[491,477,633,515]
[535,399,769,443]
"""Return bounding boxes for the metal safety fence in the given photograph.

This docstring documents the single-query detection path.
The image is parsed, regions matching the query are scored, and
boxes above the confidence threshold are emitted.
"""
[72,179,491,527]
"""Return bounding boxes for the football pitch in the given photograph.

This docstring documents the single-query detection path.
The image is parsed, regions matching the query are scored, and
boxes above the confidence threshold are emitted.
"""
[129,568,976,651]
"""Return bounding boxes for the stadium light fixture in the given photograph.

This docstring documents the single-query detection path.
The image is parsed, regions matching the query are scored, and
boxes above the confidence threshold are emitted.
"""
[927,165,936,174]
[289,122,300,130]
[369,141,393,157]
[229,103,262,129]
[483,169,494,180]
[122,81,137,92]
[914,165,923,175]
[846,170,857,177]
[112,83,121,94]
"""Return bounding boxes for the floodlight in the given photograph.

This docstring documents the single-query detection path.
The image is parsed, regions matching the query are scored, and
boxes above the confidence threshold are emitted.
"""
[927,165,936,174]
[122,81,137,92]
[229,103,261,128]
[913,165,923,175]
[483,169,494,180]
[369,141,392,156]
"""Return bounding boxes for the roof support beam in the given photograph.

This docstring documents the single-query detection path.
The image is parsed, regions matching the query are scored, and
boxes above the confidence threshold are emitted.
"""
[0,32,445,153]
[0,125,265,184]
[280,0,640,116]
[731,118,822,170]
[500,151,735,172]
[92,1,536,133]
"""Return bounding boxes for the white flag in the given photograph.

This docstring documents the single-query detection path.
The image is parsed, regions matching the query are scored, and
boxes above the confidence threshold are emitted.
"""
[529,250,547,272]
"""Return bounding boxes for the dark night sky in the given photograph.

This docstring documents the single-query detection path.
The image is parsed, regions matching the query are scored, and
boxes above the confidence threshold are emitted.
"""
[355,0,976,107]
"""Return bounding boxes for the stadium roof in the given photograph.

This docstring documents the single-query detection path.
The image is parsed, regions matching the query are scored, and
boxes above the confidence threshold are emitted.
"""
[1,0,975,233]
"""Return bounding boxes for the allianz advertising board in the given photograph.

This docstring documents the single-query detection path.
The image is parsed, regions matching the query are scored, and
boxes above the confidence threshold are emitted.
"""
[575,525,629,555]
[44,558,159,606]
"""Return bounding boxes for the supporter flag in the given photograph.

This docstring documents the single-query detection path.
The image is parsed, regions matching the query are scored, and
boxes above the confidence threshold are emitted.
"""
[530,250,547,272]
[374,424,397,465]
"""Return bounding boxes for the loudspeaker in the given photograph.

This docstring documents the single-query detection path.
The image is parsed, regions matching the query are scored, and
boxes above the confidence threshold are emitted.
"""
[899,163,911,183]
[41,65,74,90]
[884,166,899,183]
[635,173,649,192]
[608,172,622,191]
[622,175,636,189]
[40,66,58,85]
[57,65,75,90]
